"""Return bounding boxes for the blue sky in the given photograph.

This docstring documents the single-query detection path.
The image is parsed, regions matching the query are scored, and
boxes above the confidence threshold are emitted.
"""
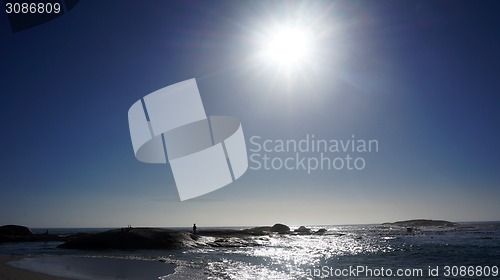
[0,0,499,227]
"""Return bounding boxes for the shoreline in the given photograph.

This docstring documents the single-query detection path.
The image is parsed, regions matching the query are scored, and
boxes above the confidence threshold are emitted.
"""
[0,255,177,280]
[0,255,70,280]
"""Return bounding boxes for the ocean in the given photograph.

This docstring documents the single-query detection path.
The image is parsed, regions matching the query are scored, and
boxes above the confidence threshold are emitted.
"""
[1,222,499,279]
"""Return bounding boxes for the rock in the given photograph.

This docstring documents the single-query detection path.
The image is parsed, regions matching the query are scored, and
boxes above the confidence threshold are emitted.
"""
[294,226,311,234]
[0,225,35,243]
[244,224,290,234]
[59,227,268,250]
[0,224,73,243]
[0,225,33,236]
[197,229,250,236]
[270,224,290,234]
[58,228,193,250]
[243,226,272,234]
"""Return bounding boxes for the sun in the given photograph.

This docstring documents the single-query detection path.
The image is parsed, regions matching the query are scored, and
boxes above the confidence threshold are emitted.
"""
[265,27,311,65]
[258,25,315,70]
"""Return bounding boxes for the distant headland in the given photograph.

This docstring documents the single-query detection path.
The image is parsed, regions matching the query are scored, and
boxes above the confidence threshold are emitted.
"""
[382,219,457,227]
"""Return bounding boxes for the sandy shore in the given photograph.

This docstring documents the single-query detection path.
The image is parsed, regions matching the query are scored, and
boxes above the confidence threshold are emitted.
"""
[0,255,70,280]
[0,255,177,280]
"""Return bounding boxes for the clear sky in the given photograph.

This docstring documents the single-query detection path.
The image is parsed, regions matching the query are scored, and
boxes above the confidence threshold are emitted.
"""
[0,0,499,228]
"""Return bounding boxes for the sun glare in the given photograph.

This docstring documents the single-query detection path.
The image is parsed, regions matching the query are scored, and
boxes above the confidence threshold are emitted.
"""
[259,25,314,70]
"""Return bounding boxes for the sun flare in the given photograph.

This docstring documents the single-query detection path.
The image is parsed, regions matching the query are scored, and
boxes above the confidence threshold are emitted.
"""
[259,25,315,70]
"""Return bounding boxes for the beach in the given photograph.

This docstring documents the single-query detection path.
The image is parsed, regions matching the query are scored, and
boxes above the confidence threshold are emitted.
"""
[0,255,177,280]
[0,256,70,280]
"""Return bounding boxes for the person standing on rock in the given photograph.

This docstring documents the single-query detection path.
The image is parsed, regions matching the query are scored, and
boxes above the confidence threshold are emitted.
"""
[192,223,197,234]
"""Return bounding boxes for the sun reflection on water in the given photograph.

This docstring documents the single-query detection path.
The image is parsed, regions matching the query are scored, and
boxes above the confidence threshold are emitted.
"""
[204,225,399,279]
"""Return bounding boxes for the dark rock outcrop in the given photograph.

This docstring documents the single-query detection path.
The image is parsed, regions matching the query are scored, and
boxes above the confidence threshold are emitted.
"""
[243,224,290,235]
[313,228,327,235]
[0,224,83,243]
[197,229,251,236]
[0,225,33,236]
[270,223,290,233]
[294,226,311,234]
[243,226,272,234]
[58,228,193,250]
[0,225,35,242]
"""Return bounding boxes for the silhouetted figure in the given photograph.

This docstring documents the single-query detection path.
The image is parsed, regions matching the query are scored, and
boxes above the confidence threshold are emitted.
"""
[193,223,197,234]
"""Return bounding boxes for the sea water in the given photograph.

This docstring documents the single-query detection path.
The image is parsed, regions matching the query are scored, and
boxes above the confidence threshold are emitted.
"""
[1,222,499,279]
